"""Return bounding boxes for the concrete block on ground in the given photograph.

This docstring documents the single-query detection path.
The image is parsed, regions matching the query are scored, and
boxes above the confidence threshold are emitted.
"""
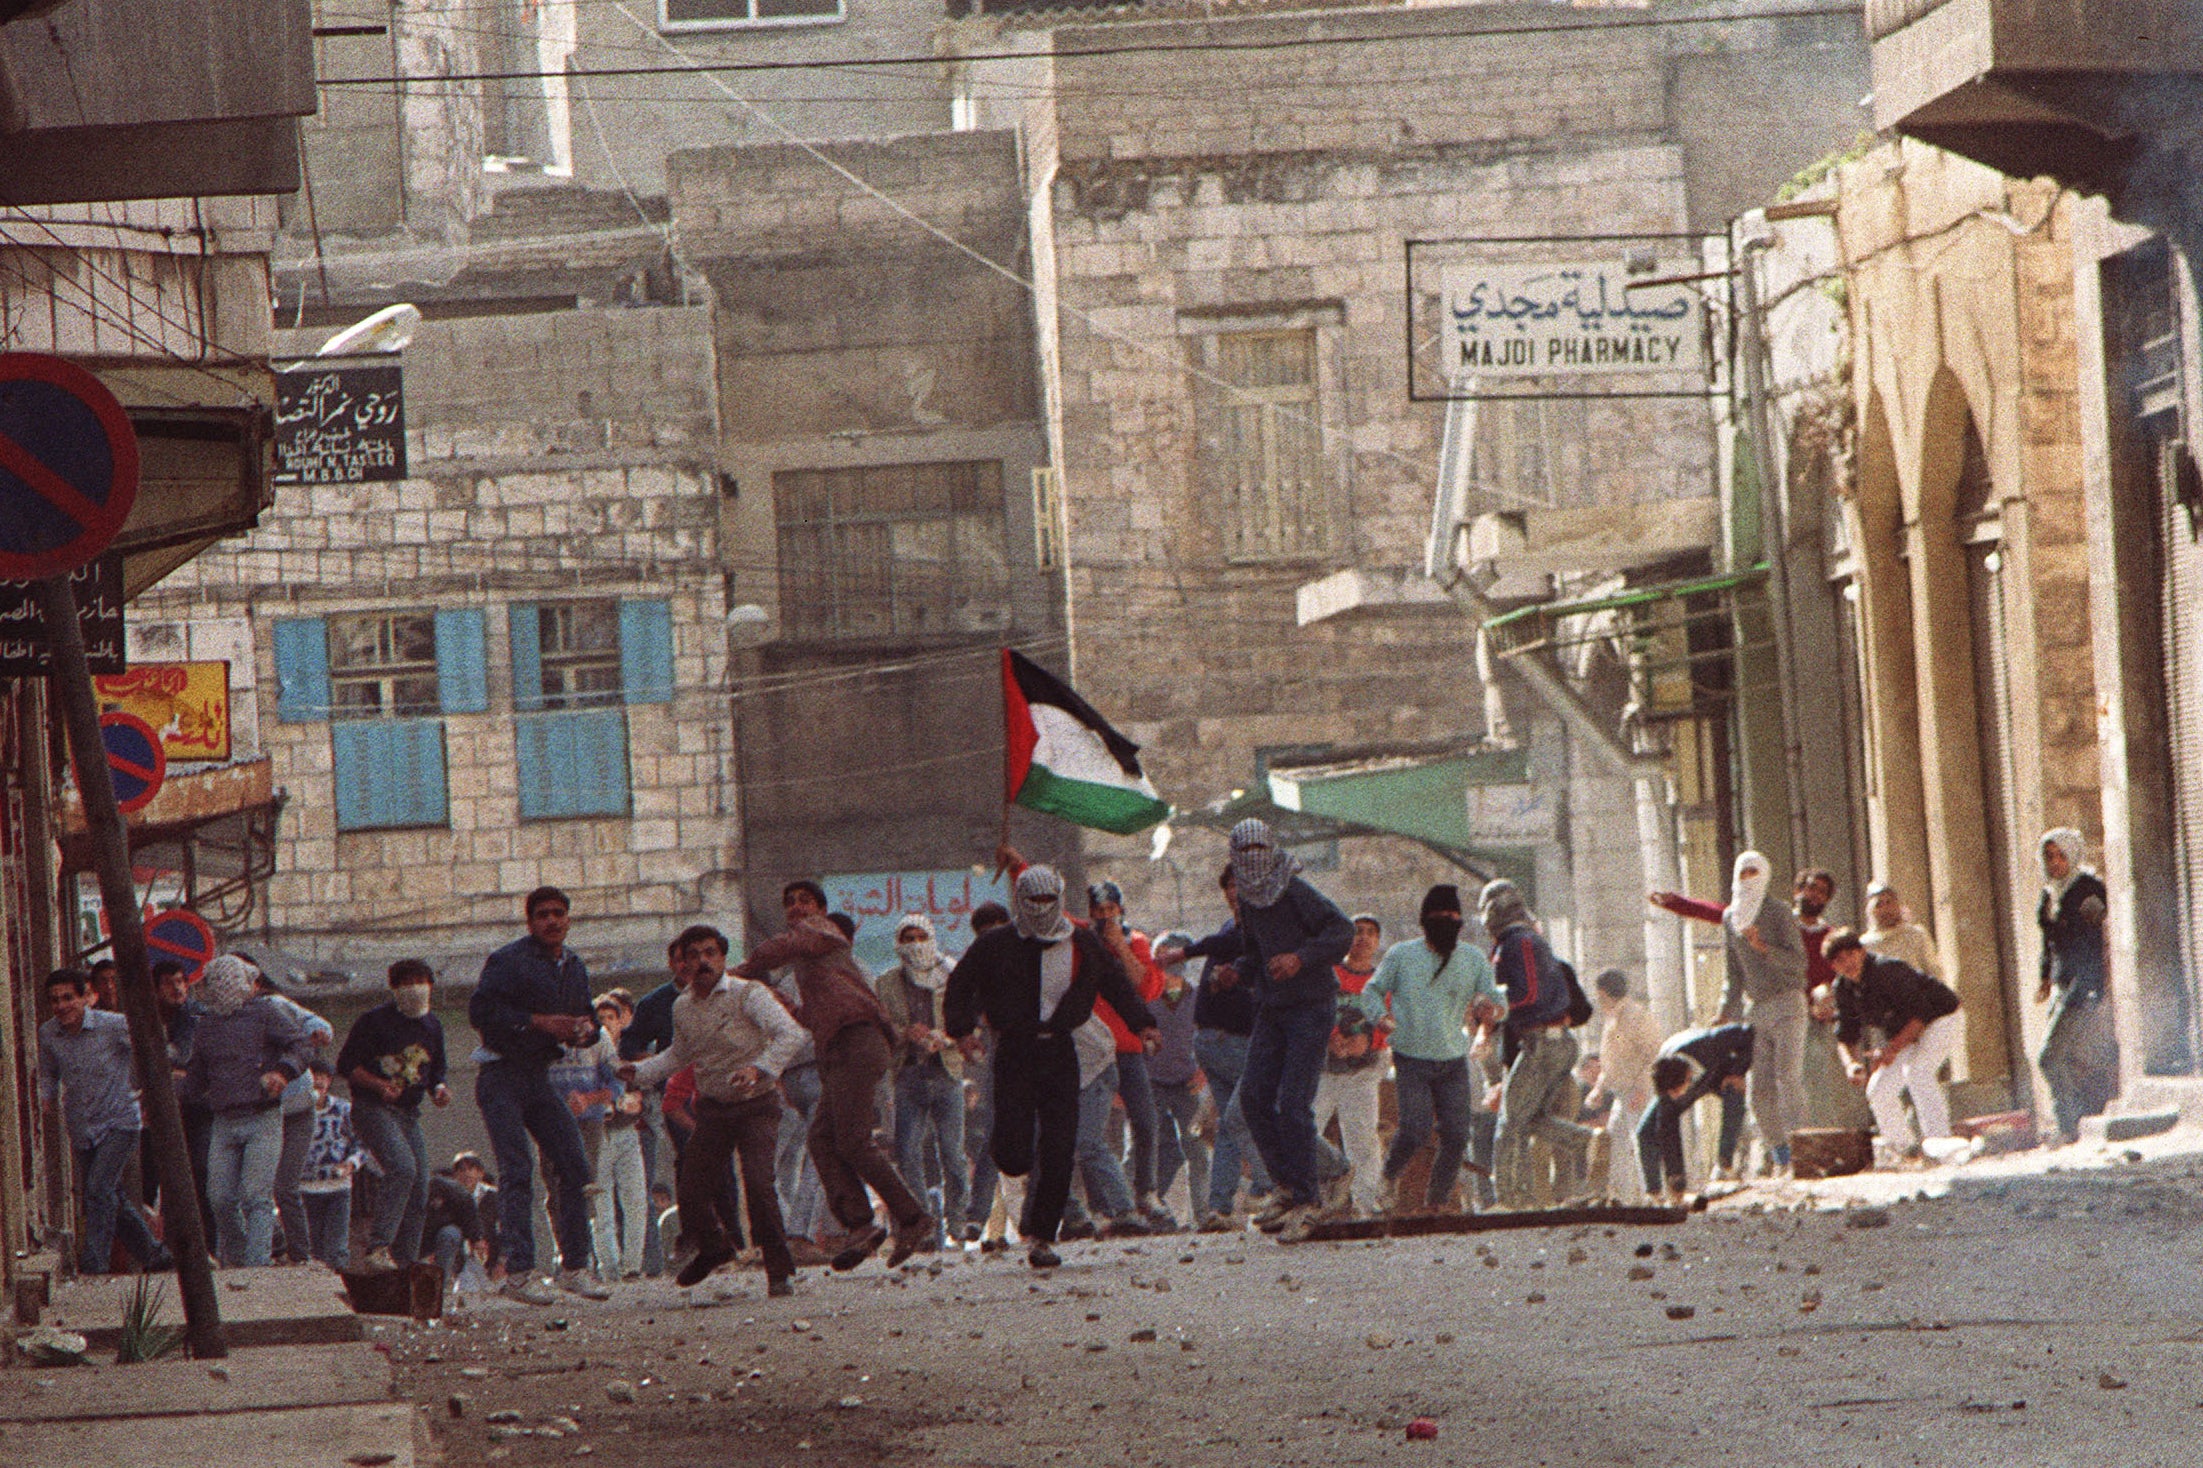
[0,1403,426,1468]
[2083,1108,2183,1144]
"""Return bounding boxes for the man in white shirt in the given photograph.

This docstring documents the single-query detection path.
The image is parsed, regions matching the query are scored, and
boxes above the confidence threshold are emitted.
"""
[620,924,807,1295]
[1583,969,1661,1201]
[1858,881,1946,980]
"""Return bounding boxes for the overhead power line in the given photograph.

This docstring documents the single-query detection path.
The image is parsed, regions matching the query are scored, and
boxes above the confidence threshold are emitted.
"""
[314,2,1863,88]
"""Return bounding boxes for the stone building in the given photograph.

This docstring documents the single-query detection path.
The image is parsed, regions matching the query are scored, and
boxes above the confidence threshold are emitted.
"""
[1758,140,2102,1118]
[665,130,1062,958]
[952,3,1871,981]
[136,299,742,971]
[1860,0,2203,1120]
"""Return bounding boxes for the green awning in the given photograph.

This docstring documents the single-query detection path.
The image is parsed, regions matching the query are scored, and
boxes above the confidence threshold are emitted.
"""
[1266,748,1539,902]
[1482,563,1767,634]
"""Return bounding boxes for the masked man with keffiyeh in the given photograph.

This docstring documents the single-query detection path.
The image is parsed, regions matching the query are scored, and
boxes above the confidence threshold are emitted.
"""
[943,866,1159,1269]
[1713,851,1810,1175]
[1220,819,1355,1243]
[2036,828,2118,1143]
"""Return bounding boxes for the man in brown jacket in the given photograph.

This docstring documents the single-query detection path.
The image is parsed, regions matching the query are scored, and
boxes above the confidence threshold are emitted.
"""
[621,924,807,1293]
[734,881,931,1271]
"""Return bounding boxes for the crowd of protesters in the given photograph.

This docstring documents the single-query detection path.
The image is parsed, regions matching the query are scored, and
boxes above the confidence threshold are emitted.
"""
[31,820,2112,1293]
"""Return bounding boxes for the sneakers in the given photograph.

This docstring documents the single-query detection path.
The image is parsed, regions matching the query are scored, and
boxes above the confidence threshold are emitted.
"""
[1057,1218,1099,1242]
[675,1243,735,1288]
[556,1268,612,1300]
[831,1223,888,1272]
[1102,1215,1150,1239]
[362,1246,400,1273]
[1195,1212,1237,1235]
[978,1236,1010,1254]
[886,1215,934,1268]
[1027,1243,1062,1270]
[499,1275,559,1306]
[1251,1196,1294,1231]
[1276,1203,1324,1244]
[767,1276,796,1298]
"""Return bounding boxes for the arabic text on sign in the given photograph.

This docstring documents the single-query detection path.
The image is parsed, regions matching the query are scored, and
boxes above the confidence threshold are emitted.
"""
[1437,261,1705,379]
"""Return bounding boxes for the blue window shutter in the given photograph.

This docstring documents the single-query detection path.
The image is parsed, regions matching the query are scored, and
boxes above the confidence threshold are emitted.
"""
[508,602,545,713]
[619,599,674,705]
[272,618,330,722]
[515,709,631,819]
[333,719,449,830]
[435,608,488,714]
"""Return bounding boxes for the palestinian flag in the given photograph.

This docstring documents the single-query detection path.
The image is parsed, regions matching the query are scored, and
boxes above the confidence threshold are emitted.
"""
[1002,649,1171,835]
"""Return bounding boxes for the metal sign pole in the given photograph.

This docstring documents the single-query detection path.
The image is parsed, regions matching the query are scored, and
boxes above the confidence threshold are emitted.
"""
[33,574,225,1358]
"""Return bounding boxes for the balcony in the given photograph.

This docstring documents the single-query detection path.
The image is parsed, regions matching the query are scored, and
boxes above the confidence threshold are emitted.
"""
[1871,0,2203,203]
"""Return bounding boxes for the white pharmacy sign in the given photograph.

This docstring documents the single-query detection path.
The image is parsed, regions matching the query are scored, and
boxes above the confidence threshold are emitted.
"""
[1439,262,1704,378]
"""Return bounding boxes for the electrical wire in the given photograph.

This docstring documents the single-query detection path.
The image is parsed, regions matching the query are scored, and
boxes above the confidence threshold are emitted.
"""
[316,1,1865,87]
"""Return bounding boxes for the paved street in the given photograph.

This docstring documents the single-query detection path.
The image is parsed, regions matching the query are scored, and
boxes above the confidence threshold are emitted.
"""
[379,1133,2203,1468]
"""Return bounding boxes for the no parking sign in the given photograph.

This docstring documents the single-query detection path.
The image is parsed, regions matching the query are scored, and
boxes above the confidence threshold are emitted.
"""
[144,907,216,983]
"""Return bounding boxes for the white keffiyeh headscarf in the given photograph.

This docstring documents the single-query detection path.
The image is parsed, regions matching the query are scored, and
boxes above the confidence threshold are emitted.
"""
[1229,818,1300,910]
[1013,866,1074,944]
[200,954,257,1016]
[2041,828,2093,905]
[1725,851,1771,937]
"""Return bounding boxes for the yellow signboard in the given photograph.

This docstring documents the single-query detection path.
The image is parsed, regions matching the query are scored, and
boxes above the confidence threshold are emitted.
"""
[94,662,231,763]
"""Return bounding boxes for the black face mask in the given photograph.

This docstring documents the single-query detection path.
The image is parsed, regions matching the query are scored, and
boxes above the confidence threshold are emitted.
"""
[1422,916,1464,957]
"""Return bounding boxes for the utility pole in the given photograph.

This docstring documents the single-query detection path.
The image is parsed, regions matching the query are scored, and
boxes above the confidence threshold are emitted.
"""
[34,576,226,1359]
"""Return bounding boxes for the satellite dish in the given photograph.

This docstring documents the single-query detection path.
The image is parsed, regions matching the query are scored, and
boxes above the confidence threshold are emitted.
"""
[317,302,422,357]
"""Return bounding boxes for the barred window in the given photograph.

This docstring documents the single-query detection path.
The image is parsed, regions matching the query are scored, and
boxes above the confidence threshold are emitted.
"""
[774,461,1011,642]
[533,600,624,710]
[328,612,440,718]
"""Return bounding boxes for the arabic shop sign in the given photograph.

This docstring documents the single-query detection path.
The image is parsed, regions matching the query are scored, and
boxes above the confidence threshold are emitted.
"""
[821,868,1010,977]
[0,553,124,675]
[1438,261,1704,378]
[94,661,231,763]
[274,362,406,485]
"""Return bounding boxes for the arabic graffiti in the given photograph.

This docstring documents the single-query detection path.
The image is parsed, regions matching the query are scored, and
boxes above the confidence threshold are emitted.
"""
[0,554,125,675]
[1438,261,1704,379]
[820,868,1011,978]
[274,364,407,485]
[94,661,231,762]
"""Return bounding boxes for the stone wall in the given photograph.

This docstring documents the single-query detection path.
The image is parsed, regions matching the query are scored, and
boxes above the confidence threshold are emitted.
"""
[137,303,742,970]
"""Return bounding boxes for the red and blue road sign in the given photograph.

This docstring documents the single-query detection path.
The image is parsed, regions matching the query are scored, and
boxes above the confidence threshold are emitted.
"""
[98,711,164,814]
[0,353,139,581]
[144,907,217,983]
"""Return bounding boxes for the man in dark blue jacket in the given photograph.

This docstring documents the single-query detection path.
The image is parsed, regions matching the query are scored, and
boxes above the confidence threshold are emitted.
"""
[469,886,610,1305]
[1223,819,1354,1242]
[1639,1023,1755,1202]
[1481,879,1592,1209]
[1156,865,1277,1228]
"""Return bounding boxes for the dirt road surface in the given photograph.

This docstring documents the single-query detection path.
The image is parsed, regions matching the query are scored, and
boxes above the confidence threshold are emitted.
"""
[380,1136,2203,1467]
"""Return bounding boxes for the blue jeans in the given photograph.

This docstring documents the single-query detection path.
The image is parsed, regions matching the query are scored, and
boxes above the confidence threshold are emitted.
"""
[1638,1080,1746,1193]
[1075,1063,1137,1219]
[76,1128,160,1273]
[893,1064,969,1232]
[302,1188,352,1269]
[1114,1050,1160,1199]
[352,1102,428,1261]
[475,1060,593,1276]
[1196,1030,1273,1215]
[1152,1078,1209,1217]
[967,1048,998,1230]
[207,1108,284,1266]
[1385,1054,1472,1209]
[774,1062,826,1240]
[433,1223,469,1285]
[1239,1001,1333,1208]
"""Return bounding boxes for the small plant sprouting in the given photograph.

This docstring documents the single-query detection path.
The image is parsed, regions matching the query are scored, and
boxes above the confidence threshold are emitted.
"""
[116,1273,183,1364]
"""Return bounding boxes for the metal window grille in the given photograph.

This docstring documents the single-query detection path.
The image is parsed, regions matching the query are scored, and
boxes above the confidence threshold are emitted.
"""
[328,612,440,718]
[774,461,1011,642]
[535,600,624,710]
